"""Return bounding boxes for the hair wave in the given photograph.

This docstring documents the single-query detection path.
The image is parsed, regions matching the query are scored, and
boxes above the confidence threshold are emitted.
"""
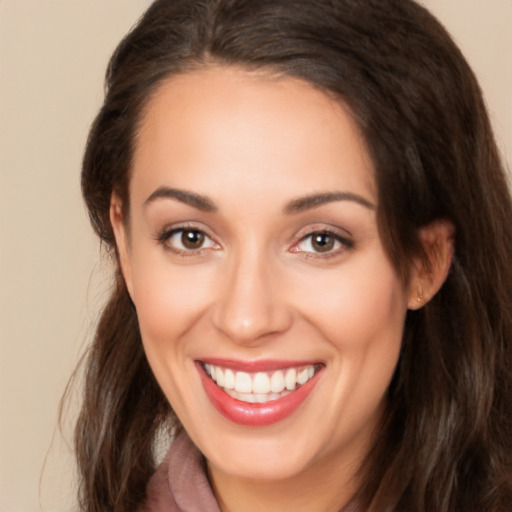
[70,1,512,510]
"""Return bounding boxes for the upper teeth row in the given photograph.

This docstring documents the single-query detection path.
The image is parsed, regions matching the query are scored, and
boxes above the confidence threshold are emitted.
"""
[204,364,316,394]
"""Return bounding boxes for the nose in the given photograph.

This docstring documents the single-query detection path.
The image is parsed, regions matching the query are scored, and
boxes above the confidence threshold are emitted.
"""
[211,251,293,345]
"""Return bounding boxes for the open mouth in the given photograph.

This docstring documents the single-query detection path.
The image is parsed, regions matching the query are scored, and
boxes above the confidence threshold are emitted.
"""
[203,362,319,403]
[197,360,324,426]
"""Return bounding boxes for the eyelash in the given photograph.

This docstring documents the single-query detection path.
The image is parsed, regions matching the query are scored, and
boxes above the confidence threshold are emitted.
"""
[155,225,354,259]
[155,224,219,257]
[292,229,354,259]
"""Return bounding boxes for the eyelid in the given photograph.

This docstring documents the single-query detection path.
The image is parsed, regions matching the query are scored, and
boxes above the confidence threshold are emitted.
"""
[154,222,221,255]
[290,225,354,257]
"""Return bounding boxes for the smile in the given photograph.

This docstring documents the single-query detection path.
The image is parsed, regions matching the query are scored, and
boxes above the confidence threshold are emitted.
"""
[197,360,323,426]
[204,363,317,403]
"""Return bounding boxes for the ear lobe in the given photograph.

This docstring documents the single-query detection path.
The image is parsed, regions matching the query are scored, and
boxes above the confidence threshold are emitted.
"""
[408,220,455,310]
[110,195,134,298]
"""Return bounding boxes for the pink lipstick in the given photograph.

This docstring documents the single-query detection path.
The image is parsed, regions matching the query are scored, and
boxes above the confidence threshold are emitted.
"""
[197,359,323,426]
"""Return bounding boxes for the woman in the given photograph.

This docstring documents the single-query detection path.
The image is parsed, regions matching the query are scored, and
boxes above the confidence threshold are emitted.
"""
[73,0,512,510]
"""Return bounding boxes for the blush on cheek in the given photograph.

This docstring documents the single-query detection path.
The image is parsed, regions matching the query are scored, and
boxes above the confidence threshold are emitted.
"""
[132,270,213,344]
[304,281,406,369]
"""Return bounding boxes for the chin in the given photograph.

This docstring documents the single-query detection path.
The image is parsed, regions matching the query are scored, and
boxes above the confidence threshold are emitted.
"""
[207,444,314,482]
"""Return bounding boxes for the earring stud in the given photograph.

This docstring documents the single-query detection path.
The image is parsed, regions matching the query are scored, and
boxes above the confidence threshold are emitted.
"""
[417,285,424,304]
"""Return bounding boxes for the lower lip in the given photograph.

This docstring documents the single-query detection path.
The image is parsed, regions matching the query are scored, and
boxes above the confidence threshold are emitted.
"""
[197,363,322,426]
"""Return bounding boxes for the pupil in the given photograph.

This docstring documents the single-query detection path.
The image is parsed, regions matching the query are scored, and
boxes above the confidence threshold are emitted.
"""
[312,233,334,252]
[182,230,204,249]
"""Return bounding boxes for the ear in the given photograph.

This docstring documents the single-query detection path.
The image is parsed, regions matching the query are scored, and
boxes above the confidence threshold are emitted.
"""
[110,194,134,299]
[407,220,455,310]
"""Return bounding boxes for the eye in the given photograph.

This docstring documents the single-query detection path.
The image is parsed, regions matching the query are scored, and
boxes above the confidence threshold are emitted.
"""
[159,227,218,253]
[293,230,353,255]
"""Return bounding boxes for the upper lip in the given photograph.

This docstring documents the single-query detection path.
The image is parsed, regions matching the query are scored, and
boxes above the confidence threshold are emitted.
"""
[198,358,322,372]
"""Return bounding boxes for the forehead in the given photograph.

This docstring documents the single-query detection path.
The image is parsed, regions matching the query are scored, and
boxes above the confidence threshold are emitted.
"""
[131,66,375,207]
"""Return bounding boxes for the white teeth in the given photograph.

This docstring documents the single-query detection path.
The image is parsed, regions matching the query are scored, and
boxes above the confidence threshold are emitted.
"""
[205,363,318,397]
[237,392,255,403]
[297,368,310,385]
[225,389,292,404]
[235,371,252,393]
[215,366,224,387]
[285,368,297,390]
[270,370,285,393]
[224,368,235,390]
[253,372,271,393]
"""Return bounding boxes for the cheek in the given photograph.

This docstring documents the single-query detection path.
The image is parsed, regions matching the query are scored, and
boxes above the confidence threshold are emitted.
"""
[128,253,216,416]
[292,256,407,353]
[129,252,214,344]
[295,259,407,435]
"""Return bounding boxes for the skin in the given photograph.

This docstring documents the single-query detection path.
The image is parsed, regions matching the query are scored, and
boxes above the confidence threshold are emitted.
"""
[111,67,453,512]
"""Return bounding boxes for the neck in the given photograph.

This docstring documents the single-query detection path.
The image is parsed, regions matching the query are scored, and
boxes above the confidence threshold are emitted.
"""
[207,449,360,512]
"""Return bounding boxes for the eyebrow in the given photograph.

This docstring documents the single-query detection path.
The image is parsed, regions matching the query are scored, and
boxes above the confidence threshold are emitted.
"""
[144,186,218,212]
[284,192,375,214]
[144,187,374,214]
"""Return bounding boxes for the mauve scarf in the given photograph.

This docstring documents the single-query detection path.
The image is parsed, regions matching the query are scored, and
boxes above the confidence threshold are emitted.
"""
[142,432,359,512]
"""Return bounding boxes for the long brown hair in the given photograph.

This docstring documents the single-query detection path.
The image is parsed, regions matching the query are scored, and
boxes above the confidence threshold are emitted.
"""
[71,0,512,510]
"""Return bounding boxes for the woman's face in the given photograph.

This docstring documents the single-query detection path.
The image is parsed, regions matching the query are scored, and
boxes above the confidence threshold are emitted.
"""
[113,67,415,483]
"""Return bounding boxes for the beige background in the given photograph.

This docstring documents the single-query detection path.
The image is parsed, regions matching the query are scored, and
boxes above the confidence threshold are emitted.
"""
[1,1,510,511]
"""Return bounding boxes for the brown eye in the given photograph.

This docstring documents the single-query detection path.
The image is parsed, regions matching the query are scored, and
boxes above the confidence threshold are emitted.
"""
[293,230,352,257]
[159,227,217,254]
[181,229,205,249]
[311,233,335,252]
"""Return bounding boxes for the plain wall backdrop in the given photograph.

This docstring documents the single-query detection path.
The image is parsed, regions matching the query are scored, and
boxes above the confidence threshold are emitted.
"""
[0,1,510,511]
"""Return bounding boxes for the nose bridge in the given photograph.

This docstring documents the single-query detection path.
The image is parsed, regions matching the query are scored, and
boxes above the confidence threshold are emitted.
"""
[211,242,291,344]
